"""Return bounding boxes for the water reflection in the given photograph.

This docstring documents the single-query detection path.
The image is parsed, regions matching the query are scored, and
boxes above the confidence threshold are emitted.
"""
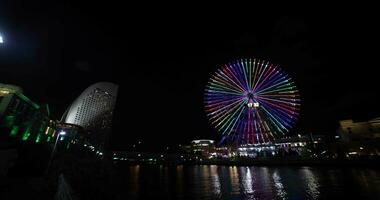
[241,167,254,195]
[229,166,240,195]
[176,165,184,198]
[272,170,287,199]
[301,167,320,199]
[119,164,380,200]
[128,165,140,199]
[210,165,221,196]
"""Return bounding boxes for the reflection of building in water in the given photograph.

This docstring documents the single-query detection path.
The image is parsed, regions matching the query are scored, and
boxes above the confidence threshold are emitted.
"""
[240,167,253,195]
[301,167,320,199]
[338,118,380,156]
[272,170,287,199]
[228,166,239,195]
[210,165,221,195]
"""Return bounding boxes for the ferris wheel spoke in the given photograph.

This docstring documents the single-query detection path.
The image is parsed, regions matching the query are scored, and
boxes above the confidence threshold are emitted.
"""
[252,61,268,91]
[216,103,245,130]
[254,65,281,93]
[225,64,249,91]
[252,64,276,92]
[221,106,246,136]
[210,102,245,125]
[208,98,245,120]
[214,70,246,92]
[255,78,291,94]
[259,102,293,127]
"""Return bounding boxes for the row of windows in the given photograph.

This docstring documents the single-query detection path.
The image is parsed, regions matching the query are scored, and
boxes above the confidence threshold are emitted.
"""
[72,88,116,128]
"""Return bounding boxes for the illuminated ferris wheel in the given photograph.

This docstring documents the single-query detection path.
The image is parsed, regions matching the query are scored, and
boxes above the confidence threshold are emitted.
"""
[204,58,300,144]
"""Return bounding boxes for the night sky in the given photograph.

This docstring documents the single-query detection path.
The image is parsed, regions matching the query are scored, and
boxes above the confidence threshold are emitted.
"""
[1,3,380,150]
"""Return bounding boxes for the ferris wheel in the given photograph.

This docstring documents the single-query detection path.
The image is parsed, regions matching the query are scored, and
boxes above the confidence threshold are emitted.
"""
[204,58,300,144]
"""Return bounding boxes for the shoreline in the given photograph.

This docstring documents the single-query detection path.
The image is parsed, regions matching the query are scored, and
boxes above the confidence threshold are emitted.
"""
[114,158,380,167]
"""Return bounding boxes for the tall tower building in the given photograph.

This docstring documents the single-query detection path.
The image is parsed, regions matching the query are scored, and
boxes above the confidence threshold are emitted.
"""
[61,82,118,150]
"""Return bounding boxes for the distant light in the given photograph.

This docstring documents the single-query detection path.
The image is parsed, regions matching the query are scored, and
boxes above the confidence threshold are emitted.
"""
[0,35,3,43]
[59,131,66,135]
[0,90,9,94]
[359,147,364,150]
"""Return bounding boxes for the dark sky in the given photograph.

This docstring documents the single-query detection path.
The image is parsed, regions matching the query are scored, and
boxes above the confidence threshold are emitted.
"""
[1,3,380,150]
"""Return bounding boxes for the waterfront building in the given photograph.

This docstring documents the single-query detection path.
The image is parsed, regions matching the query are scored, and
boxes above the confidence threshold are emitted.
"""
[0,83,55,144]
[190,139,215,157]
[61,82,118,151]
[338,118,380,156]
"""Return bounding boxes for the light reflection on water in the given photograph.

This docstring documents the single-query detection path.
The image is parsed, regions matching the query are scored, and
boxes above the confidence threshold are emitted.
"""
[119,165,380,200]
[300,167,320,199]
[272,170,286,199]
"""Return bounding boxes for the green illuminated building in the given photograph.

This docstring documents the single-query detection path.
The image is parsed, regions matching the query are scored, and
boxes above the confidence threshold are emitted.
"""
[0,83,56,144]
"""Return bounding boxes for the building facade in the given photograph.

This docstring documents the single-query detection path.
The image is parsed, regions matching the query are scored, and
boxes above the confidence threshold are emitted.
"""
[338,118,380,156]
[61,82,118,150]
[0,83,55,144]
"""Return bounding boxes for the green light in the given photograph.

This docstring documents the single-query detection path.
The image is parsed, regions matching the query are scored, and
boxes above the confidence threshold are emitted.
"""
[10,126,19,137]
[46,104,50,116]
[22,132,30,141]
[16,93,40,109]
[46,136,51,142]
[4,115,15,127]
[21,126,32,141]
[48,128,54,136]
[35,134,42,143]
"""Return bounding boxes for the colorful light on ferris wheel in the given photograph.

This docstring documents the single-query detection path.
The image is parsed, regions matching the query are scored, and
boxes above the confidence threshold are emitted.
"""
[204,58,300,144]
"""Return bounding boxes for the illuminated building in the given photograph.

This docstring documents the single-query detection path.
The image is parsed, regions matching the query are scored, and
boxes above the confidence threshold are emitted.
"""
[190,139,215,157]
[61,82,118,150]
[0,83,55,143]
[338,118,380,156]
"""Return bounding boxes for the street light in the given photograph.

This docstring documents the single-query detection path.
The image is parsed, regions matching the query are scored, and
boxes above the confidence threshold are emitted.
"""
[46,130,66,175]
[0,35,3,43]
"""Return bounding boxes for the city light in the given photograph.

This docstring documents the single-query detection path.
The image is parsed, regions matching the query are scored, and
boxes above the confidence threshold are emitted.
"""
[59,131,66,135]
[0,35,3,43]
